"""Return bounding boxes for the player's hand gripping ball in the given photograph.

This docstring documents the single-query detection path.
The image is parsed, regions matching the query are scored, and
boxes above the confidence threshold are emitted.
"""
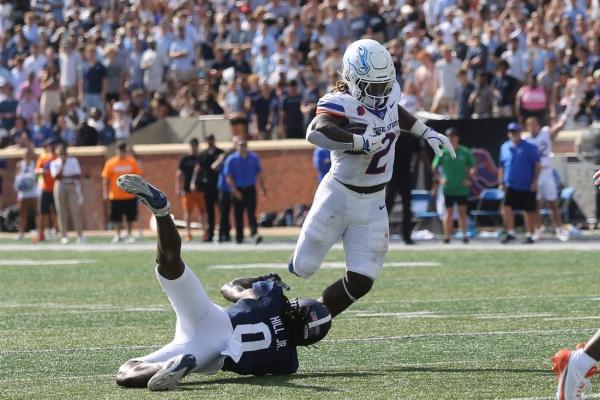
[345,122,384,154]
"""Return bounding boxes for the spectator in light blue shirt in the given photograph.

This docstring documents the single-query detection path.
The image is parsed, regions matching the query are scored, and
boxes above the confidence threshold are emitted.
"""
[224,140,266,244]
[313,147,330,182]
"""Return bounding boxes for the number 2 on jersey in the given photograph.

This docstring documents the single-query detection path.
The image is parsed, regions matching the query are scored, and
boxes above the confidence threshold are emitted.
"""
[365,132,395,175]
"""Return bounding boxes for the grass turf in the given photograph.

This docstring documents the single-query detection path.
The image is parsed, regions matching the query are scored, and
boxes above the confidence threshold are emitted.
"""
[1,248,600,399]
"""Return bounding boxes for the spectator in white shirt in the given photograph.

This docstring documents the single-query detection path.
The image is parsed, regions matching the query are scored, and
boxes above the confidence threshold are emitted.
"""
[50,144,84,244]
[501,37,528,83]
[59,39,81,98]
[431,46,461,114]
[140,40,165,94]
[251,23,276,58]
[24,43,47,78]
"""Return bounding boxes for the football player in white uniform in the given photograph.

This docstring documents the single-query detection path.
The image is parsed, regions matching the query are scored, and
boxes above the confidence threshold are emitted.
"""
[524,116,569,241]
[288,39,455,317]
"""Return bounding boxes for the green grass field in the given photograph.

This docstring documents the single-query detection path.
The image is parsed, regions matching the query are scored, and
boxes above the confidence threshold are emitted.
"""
[2,247,600,399]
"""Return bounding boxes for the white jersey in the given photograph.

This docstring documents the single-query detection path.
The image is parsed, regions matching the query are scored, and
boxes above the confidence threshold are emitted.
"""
[527,126,552,168]
[315,82,402,187]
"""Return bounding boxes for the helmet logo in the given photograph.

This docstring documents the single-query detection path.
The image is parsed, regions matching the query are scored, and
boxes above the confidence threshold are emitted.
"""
[351,46,370,75]
[357,105,365,115]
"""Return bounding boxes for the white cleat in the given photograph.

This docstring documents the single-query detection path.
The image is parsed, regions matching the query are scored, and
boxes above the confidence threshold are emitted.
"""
[116,174,170,217]
[552,349,597,400]
[147,354,196,391]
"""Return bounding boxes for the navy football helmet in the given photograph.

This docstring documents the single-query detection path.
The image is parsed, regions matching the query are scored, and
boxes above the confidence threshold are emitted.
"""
[287,298,332,346]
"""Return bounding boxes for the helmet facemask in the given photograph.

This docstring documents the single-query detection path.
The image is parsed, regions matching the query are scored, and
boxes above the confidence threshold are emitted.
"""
[355,77,395,109]
[286,297,332,346]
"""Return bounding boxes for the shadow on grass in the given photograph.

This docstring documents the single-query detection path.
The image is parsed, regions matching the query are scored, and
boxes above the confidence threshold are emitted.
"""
[178,371,375,392]
[177,366,550,392]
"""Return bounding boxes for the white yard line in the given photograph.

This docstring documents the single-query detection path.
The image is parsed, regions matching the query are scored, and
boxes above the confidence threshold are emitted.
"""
[353,311,439,318]
[325,328,597,343]
[209,261,440,270]
[0,259,97,266]
[3,329,594,355]
[545,316,600,321]
[0,344,158,355]
[2,241,600,252]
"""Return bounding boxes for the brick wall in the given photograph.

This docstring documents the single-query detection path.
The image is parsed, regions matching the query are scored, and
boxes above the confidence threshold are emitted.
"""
[0,141,318,230]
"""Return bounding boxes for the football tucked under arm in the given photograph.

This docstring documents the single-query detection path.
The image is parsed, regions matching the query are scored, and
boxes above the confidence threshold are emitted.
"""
[306,114,383,153]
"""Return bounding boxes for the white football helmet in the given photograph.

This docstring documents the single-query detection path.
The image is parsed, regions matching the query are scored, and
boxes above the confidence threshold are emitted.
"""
[342,39,396,109]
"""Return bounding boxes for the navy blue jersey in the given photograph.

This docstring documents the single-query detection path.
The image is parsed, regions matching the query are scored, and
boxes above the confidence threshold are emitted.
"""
[222,281,299,376]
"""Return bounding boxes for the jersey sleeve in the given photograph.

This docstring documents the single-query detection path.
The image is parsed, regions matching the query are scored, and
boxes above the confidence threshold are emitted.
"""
[316,92,348,119]
[252,280,283,299]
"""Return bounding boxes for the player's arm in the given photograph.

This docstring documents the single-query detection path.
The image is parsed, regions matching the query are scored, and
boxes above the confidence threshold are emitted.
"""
[306,113,382,153]
[397,104,456,158]
[221,273,288,302]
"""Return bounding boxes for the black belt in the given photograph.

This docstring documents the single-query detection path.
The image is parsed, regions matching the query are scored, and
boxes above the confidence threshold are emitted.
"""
[337,179,387,194]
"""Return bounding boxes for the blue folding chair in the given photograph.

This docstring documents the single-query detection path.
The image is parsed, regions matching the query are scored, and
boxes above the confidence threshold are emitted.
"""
[411,190,440,231]
[469,188,505,227]
[539,186,575,222]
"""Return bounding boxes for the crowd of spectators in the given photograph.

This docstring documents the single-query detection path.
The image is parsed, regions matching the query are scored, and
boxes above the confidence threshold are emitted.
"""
[0,0,599,150]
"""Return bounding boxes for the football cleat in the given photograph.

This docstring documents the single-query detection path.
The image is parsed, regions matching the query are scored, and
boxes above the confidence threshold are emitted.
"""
[147,354,197,391]
[552,348,597,400]
[116,174,170,217]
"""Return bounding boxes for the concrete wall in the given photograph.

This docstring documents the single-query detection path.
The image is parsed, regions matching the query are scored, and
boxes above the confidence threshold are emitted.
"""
[0,140,318,230]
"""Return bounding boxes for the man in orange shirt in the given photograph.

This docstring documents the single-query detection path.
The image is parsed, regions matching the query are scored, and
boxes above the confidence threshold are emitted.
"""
[101,142,143,243]
[34,138,58,242]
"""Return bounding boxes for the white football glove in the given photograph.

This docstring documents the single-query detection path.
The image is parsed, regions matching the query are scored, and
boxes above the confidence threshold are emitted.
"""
[351,122,384,154]
[422,127,456,158]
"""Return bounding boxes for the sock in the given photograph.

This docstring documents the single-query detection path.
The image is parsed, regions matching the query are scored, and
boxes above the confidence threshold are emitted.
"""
[508,229,515,236]
[571,349,598,375]
[526,232,532,238]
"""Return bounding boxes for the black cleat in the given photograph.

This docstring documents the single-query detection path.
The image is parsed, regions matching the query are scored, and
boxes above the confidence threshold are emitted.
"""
[116,174,170,216]
[501,233,516,244]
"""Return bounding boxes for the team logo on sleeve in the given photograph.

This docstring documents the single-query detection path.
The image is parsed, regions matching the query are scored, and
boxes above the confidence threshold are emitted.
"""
[357,105,365,116]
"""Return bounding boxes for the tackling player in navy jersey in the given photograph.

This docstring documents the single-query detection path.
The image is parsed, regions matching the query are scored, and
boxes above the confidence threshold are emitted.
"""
[114,174,331,391]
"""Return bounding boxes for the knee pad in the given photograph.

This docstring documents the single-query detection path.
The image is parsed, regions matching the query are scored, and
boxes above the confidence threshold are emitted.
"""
[289,254,320,278]
[342,272,373,302]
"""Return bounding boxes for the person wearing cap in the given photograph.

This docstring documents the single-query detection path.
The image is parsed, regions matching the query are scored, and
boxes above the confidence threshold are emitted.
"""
[101,141,143,243]
[177,138,205,242]
[34,138,58,241]
[432,128,476,244]
[50,143,84,244]
[223,140,266,244]
[195,134,224,242]
[498,122,541,244]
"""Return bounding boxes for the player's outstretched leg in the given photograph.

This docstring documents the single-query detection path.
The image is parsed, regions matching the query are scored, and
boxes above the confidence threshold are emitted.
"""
[115,175,198,390]
[552,329,600,399]
[116,174,184,280]
[319,272,373,318]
